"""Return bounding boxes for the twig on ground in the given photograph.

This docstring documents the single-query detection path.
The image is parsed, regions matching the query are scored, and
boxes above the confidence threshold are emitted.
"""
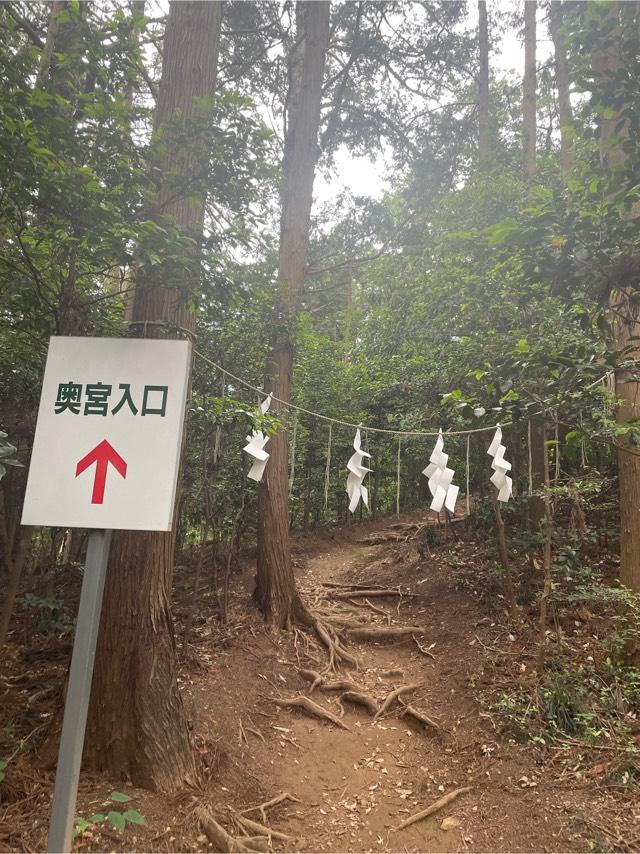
[393,787,472,832]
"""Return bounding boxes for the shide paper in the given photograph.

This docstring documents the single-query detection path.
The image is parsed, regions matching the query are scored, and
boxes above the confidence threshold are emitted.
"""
[487,426,512,502]
[346,428,372,513]
[243,393,272,482]
[423,429,459,513]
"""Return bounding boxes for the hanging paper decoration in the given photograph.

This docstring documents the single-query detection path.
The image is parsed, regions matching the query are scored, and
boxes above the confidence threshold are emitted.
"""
[487,426,512,502]
[346,428,372,513]
[243,394,272,482]
[423,430,459,513]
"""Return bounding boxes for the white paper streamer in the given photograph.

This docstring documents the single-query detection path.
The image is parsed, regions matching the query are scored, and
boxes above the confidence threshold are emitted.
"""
[243,393,272,482]
[423,429,459,513]
[346,428,372,513]
[487,426,513,502]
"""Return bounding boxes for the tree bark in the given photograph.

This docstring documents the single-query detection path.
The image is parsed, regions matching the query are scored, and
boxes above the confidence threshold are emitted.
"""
[523,0,537,177]
[83,1,222,790]
[549,1,573,174]
[477,0,490,167]
[255,1,330,629]
[591,3,640,591]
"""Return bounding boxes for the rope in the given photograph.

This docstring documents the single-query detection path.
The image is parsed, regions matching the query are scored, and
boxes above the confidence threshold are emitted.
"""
[324,423,332,511]
[194,349,612,440]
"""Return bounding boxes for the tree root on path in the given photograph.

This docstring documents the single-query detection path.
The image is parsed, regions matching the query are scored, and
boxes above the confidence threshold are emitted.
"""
[392,786,472,831]
[399,701,440,731]
[298,668,363,694]
[234,812,297,843]
[240,791,301,824]
[273,695,351,730]
[196,806,253,853]
[312,618,358,670]
[340,690,380,716]
[375,683,421,719]
[330,588,420,601]
[345,625,424,641]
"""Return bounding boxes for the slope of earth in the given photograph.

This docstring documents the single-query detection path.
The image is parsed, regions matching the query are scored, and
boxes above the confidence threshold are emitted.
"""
[1,513,637,852]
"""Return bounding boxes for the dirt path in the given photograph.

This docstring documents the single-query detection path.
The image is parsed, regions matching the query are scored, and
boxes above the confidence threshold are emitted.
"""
[184,525,605,853]
[13,516,627,852]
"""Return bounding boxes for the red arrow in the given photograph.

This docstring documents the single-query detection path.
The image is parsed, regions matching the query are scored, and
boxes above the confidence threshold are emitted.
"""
[75,440,127,504]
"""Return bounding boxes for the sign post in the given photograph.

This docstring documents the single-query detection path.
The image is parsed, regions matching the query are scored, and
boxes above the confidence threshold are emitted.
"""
[21,336,191,852]
[47,529,112,853]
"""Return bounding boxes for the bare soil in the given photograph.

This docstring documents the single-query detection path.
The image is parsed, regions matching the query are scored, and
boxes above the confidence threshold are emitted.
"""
[1,512,638,852]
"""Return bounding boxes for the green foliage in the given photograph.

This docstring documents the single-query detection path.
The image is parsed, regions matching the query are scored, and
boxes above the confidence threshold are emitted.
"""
[73,791,145,840]
[18,593,72,635]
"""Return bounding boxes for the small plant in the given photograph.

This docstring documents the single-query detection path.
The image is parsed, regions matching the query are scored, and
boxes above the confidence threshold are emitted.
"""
[0,759,8,783]
[73,791,145,839]
[18,593,72,635]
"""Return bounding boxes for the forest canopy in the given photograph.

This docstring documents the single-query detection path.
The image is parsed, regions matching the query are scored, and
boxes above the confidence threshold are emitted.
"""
[1,2,640,852]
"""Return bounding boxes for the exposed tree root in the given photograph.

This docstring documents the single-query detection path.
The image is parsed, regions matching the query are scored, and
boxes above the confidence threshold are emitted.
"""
[345,625,424,641]
[312,618,358,670]
[400,702,440,731]
[234,812,297,842]
[392,786,472,831]
[298,669,363,694]
[196,806,253,853]
[329,588,419,601]
[273,695,351,730]
[375,683,421,719]
[340,690,380,716]
[240,791,301,824]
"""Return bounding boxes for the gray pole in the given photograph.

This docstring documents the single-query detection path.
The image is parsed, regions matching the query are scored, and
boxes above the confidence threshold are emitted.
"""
[47,529,112,854]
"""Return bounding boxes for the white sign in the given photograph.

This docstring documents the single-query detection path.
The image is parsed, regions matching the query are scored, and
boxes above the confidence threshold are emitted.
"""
[22,337,191,531]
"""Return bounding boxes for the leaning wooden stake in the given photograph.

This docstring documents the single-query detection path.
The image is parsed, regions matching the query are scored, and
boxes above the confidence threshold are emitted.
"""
[493,494,516,619]
[537,421,553,673]
[393,786,472,832]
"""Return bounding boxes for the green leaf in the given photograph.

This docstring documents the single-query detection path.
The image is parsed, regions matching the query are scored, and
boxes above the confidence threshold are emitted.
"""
[110,790,132,802]
[122,809,146,826]
[88,813,105,823]
[107,811,126,832]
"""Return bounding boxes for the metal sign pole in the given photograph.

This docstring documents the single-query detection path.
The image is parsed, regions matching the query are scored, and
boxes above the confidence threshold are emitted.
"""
[47,529,112,854]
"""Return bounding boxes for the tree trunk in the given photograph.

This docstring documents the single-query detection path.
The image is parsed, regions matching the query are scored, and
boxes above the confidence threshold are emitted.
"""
[591,3,640,591]
[477,0,490,167]
[549,1,573,174]
[255,1,330,629]
[529,415,546,530]
[83,0,222,790]
[523,0,537,177]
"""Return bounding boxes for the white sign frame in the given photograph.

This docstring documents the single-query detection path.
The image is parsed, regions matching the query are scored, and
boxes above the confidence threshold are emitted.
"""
[22,336,191,531]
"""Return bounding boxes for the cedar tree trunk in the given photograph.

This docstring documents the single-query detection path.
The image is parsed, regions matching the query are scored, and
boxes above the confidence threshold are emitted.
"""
[255,1,330,628]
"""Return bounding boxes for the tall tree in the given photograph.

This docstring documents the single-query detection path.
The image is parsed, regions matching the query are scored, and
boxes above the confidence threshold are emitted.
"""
[83,1,222,790]
[523,0,537,177]
[549,1,573,174]
[590,2,640,591]
[255,1,330,628]
[477,0,490,167]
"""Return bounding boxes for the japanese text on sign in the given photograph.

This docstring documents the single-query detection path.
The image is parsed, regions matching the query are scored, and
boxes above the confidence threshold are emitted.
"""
[54,382,168,417]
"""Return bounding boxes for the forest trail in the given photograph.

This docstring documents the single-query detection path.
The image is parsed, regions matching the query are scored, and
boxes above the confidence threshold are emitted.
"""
[182,517,615,854]
[3,515,630,852]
